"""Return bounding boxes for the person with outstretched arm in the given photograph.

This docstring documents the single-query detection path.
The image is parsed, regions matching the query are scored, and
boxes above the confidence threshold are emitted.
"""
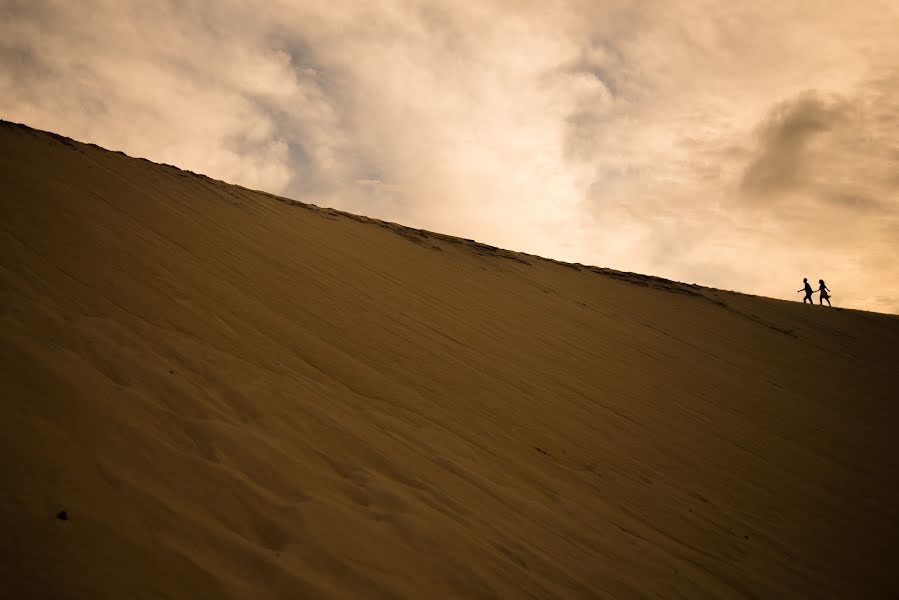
[796,277,815,304]
[798,278,814,304]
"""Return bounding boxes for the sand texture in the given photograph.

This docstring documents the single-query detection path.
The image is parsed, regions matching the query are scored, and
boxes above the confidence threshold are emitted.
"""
[1,120,898,598]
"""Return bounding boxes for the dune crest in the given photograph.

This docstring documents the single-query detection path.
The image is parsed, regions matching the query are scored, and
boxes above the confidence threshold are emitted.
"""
[1,120,897,598]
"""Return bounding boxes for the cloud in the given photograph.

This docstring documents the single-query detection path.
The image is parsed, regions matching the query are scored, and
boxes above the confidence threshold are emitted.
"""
[0,1,348,194]
[740,92,848,197]
[1,0,898,312]
[739,77,899,215]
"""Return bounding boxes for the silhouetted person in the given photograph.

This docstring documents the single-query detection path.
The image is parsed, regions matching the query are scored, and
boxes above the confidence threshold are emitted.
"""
[798,278,813,304]
[817,279,831,306]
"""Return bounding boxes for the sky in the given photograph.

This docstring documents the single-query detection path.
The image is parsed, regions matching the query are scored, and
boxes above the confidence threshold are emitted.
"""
[2,0,898,313]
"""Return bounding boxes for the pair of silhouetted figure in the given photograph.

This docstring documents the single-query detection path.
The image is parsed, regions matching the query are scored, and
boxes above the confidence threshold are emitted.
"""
[798,277,831,306]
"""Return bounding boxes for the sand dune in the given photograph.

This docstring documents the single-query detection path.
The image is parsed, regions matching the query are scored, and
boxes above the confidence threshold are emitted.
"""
[1,120,897,598]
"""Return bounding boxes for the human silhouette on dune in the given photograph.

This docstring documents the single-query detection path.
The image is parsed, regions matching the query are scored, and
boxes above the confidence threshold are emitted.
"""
[798,278,814,304]
[817,279,832,307]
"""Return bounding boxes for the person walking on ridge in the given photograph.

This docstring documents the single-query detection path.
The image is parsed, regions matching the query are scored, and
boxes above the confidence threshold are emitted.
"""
[817,279,832,307]
[798,278,814,304]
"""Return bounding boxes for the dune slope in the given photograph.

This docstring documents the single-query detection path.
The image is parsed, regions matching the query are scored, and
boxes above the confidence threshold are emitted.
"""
[1,120,898,598]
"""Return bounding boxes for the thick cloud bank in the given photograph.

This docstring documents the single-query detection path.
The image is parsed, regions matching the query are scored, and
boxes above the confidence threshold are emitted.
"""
[2,0,898,311]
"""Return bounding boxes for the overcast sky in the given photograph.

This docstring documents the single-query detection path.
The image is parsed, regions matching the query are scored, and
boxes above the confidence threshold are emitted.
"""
[3,0,898,312]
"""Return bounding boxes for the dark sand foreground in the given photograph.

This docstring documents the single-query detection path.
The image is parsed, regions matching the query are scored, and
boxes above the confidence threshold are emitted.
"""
[1,121,898,598]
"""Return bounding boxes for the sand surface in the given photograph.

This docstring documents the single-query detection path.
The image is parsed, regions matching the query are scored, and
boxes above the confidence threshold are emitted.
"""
[1,120,898,598]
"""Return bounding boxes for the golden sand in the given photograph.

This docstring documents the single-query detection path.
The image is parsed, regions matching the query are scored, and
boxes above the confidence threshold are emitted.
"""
[1,121,897,598]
